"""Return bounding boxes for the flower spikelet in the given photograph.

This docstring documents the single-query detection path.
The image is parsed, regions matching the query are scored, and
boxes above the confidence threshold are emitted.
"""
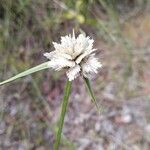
[44,31,102,81]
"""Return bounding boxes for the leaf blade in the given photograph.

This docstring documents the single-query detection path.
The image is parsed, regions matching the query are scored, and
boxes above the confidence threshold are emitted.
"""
[83,77,100,113]
[0,62,49,86]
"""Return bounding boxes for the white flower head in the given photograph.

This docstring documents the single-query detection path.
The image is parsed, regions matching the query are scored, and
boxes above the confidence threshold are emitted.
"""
[44,31,102,81]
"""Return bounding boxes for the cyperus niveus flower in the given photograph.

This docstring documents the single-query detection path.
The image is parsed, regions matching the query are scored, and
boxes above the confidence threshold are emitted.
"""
[44,31,102,81]
[0,30,102,149]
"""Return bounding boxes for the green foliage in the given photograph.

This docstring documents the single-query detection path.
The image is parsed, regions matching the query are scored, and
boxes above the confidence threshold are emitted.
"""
[83,77,100,112]
[0,62,49,85]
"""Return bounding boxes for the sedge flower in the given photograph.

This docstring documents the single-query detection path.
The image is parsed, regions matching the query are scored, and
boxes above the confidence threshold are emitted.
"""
[0,30,102,150]
[44,31,102,81]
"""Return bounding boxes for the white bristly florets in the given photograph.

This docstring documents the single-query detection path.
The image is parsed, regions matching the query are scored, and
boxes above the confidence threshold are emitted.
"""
[44,31,102,81]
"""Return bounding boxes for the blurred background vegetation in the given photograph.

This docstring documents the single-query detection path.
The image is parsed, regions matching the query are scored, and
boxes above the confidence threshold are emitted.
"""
[0,0,150,149]
[0,0,149,70]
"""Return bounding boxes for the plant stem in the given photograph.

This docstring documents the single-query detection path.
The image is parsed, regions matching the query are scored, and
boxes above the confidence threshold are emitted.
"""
[54,80,71,150]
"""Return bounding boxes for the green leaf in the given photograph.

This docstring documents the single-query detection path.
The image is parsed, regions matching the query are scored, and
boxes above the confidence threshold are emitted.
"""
[54,80,71,150]
[83,77,100,113]
[0,62,49,86]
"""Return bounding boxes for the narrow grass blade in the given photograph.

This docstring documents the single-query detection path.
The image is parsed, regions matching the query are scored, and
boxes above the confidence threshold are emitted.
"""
[83,77,100,113]
[0,62,49,86]
[54,80,71,150]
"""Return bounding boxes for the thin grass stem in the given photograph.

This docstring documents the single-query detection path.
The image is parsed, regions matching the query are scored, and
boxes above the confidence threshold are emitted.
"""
[54,80,71,150]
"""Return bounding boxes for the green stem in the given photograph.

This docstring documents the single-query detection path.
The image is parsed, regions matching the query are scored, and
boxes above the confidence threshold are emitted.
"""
[54,80,71,150]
